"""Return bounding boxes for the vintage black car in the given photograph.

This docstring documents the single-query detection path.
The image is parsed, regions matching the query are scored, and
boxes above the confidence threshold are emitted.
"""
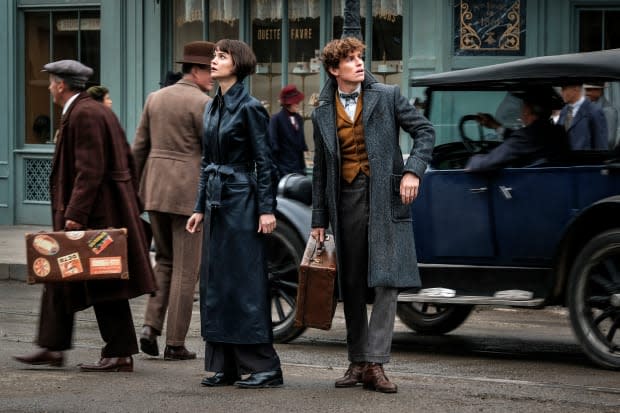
[266,48,620,370]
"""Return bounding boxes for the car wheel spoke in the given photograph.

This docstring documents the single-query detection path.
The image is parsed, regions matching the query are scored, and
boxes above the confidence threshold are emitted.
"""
[605,316,620,343]
[273,297,286,322]
[590,272,614,293]
[278,289,296,308]
[603,258,620,285]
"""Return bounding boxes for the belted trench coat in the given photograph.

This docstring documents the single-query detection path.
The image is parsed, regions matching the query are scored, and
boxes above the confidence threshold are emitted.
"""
[194,82,276,344]
[311,72,435,288]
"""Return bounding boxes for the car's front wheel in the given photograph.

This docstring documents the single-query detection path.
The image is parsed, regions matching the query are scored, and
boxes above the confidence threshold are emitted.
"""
[568,229,620,370]
[396,302,473,334]
[265,220,307,343]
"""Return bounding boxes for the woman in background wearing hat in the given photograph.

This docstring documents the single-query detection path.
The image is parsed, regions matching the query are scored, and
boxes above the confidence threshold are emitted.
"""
[87,85,113,108]
[268,85,308,179]
[186,39,283,389]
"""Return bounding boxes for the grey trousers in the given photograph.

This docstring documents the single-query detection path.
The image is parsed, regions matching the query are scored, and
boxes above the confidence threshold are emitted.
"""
[143,211,201,346]
[338,173,398,364]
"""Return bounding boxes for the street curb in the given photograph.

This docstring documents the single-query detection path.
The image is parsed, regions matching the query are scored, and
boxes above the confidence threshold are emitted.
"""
[0,263,27,282]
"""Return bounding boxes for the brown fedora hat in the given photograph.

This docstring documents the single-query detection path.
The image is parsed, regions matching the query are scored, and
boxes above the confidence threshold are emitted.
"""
[176,41,215,65]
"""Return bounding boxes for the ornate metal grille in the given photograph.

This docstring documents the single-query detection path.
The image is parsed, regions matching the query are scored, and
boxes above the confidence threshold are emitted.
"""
[24,158,51,202]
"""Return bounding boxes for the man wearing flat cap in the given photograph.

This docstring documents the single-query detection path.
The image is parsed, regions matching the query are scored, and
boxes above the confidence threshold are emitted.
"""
[268,84,308,179]
[133,41,216,361]
[585,82,619,149]
[14,59,156,372]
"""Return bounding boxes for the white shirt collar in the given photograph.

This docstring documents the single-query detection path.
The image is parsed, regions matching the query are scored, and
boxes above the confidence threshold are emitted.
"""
[62,93,80,115]
[570,95,586,116]
[338,86,362,121]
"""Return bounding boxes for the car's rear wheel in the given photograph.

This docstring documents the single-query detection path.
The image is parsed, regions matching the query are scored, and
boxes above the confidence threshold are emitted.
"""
[568,229,620,370]
[396,302,473,334]
[265,220,307,343]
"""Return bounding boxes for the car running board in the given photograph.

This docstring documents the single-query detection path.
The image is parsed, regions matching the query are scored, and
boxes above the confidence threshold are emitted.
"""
[397,292,545,307]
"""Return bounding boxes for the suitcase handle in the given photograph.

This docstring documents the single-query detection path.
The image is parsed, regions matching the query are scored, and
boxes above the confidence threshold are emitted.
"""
[314,234,330,258]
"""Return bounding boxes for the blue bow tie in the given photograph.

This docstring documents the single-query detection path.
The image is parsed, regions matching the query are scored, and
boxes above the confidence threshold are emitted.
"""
[339,91,359,105]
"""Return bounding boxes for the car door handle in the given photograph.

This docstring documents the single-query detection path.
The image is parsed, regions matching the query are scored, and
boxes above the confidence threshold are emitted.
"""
[499,185,513,199]
[469,187,488,193]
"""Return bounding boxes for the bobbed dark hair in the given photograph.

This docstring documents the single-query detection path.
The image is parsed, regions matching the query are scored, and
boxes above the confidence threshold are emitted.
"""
[215,39,257,82]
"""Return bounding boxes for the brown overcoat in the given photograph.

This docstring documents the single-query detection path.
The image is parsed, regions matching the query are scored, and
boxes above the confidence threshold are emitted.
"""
[49,92,156,311]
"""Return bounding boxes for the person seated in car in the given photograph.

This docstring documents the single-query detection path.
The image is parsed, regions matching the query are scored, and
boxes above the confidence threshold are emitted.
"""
[466,91,568,170]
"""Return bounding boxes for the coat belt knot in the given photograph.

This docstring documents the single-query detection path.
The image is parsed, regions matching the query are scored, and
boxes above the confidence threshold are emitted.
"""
[204,163,252,209]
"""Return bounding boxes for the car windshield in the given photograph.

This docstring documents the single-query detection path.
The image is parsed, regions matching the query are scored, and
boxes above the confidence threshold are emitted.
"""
[424,82,620,149]
[427,91,521,146]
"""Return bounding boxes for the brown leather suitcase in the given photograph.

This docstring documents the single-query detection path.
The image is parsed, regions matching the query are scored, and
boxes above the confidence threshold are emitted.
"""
[295,234,337,330]
[25,228,129,284]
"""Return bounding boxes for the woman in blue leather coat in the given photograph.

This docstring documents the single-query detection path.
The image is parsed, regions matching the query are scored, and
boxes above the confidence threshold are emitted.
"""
[186,39,282,389]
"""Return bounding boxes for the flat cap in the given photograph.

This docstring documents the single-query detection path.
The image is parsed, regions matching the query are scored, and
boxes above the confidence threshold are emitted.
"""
[42,59,94,87]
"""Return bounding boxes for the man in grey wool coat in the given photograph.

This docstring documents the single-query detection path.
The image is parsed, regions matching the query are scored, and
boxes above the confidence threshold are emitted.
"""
[310,37,435,393]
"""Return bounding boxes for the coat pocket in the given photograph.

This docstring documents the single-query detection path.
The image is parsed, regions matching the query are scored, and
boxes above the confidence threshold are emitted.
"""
[391,174,412,222]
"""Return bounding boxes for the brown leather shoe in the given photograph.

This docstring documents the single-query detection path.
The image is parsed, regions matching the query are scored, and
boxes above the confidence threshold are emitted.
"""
[362,363,397,393]
[13,348,64,367]
[335,362,366,388]
[139,325,159,356]
[164,345,196,361]
[79,356,133,372]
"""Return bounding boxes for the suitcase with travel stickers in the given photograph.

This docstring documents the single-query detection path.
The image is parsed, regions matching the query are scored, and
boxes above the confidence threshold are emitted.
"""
[25,228,129,284]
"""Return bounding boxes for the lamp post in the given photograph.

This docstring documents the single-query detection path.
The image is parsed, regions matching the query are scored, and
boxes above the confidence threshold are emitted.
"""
[342,0,362,40]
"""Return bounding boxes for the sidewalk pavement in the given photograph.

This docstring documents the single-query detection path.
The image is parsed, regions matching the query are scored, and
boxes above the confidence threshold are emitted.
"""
[0,225,51,281]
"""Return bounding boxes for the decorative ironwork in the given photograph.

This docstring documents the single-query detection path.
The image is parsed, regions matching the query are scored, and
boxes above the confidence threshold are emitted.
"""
[455,0,525,56]
[24,158,51,202]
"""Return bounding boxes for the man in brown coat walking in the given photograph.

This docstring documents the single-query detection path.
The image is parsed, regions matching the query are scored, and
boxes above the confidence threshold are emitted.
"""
[14,59,156,372]
[132,41,215,360]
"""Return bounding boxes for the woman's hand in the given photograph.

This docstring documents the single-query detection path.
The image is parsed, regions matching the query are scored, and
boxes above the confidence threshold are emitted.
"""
[186,213,204,233]
[258,214,277,234]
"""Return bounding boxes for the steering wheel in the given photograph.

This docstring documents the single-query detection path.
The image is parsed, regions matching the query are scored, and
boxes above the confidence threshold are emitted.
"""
[458,115,486,153]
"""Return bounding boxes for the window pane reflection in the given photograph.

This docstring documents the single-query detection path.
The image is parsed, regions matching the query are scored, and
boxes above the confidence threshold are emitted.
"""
[173,0,204,62]
[209,0,239,42]
[251,0,282,115]
[25,10,100,146]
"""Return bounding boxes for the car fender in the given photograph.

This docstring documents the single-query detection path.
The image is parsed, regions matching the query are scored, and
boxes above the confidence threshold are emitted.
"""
[275,196,312,242]
[552,195,620,302]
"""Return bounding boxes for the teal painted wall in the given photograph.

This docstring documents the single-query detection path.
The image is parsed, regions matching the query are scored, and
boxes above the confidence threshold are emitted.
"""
[0,2,16,225]
[1,0,619,225]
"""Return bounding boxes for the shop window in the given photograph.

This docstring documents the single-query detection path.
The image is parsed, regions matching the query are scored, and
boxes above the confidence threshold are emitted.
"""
[578,8,620,141]
[332,0,403,85]
[579,8,620,52]
[24,10,100,146]
[251,0,283,115]
[173,0,205,62]
[209,0,240,43]
[288,0,320,119]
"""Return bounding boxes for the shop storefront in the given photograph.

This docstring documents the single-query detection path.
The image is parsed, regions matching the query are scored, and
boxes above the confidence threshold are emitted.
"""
[1,0,619,225]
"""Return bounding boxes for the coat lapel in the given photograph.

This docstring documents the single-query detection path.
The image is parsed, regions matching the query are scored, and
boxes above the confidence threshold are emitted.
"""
[51,93,85,175]
[314,102,338,156]
[569,100,589,131]
[362,89,380,130]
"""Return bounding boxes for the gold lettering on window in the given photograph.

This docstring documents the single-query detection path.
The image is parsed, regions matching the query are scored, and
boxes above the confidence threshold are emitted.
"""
[290,28,313,40]
[257,28,281,41]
